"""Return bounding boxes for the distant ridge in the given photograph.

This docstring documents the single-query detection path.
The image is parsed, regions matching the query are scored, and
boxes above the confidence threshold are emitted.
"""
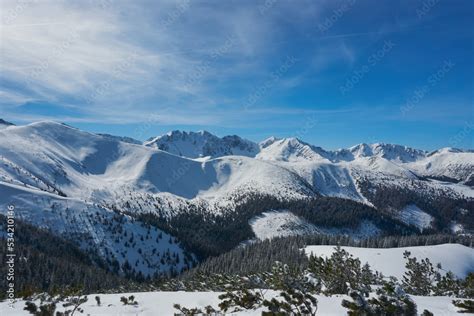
[0,118,14,126]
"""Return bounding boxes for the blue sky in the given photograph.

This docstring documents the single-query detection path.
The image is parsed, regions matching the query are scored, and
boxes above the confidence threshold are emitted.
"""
[1,0,473,150]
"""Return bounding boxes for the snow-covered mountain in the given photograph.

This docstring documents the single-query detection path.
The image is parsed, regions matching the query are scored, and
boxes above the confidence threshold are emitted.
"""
[257,137,330,162]
[407,147,474,184]
[0,121,314,275]
[144,130,259,158]
[335,143,427,163]
[0,120,472,277]
[0,120,472,212]
[143,129,473,186]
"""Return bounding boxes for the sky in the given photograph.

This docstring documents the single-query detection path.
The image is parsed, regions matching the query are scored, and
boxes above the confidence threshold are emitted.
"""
[0,0,473,150]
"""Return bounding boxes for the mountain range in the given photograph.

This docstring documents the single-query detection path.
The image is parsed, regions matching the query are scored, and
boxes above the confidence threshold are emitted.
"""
[0,119,472,277]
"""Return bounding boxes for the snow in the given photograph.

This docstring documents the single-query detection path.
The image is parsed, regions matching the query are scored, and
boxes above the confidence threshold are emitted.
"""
[259,136,280,149]
[0,291,465,315]
[0,122,314,203]
[305,244,474,279]
[406,149,474,183]
[0,182,193,276]
[97,133,142,145]
[426,178,474,198]
[291,161,367,201]
[256,137,329,162]
[1,121,471,208]
[397,204,434,230]
[144,130,259,158]
[250,210,380,241]
[451,222,464,234]
[350,143,427,163]
[250,210,320,240]
[0,120,473,277]
[0,122,317,275]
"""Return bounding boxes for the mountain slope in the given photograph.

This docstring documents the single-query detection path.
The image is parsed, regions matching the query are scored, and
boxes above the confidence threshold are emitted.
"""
[0,181,194,277]
[0,122,312,202]
[335,143,427,163]
[257,137,330,162]
[0,122,317,272]
[143,129,473,188]
[407,148,474,184]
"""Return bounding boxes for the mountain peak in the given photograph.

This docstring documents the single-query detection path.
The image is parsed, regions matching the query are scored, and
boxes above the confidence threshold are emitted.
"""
[343,142,427,163]
[197,130,212,136]
[259,136,280,149]
[144,130,258,158]
[166,130,181,137]
[257,137,330,162]
[427,147,471,156]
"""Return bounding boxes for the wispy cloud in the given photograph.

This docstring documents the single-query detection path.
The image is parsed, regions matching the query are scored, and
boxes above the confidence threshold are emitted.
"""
[0,0,472,151]
[0,1,318,118]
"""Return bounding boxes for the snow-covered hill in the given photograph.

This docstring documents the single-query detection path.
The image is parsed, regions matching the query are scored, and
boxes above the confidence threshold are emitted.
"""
[305,244,474,279]
[249,210,380,240]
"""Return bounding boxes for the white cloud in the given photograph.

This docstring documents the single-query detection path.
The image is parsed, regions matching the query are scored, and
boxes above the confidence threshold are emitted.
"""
[1,1,162,101]
[0,0,348,126]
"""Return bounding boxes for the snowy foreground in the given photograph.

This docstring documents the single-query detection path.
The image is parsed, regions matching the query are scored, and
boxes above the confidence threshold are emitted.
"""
[0,291,464,315]
[1,244,472,315]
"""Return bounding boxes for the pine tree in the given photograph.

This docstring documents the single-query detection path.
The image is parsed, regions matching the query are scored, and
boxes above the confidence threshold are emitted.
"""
[60,295,88,315]
[218,287,264,313]
[24,301,57,316]
[452,299,474,313]
[342,279,418,316]
[402,251,440,295]
[307,246,374,295]
[460,273,474,299]
[173,304,220,315]
[341,291,375,315]
[360,263,375,296]
[262,288,318,316]
[434,271,461,296]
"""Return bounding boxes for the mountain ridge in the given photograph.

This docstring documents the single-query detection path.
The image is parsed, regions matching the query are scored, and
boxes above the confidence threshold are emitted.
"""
[143,127,471,162]
[0,119,472,278]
